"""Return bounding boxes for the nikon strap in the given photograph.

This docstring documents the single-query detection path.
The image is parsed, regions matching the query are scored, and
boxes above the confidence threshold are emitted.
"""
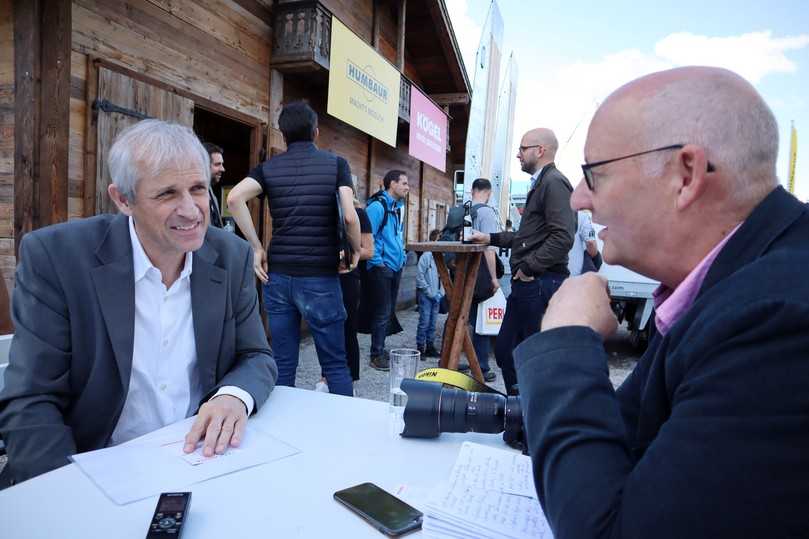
[415,368,505,396]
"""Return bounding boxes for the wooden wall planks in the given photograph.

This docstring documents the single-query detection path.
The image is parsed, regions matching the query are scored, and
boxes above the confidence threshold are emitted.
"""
[71,0,272,123]
[1,0,14,287]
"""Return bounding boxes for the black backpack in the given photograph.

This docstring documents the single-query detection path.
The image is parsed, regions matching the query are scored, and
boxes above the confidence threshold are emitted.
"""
[439,202,483,242]
[366,190,400,235]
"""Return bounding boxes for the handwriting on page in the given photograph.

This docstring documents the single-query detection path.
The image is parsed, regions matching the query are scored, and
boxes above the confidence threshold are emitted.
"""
[449,442,536,499]
[427,480,551,539]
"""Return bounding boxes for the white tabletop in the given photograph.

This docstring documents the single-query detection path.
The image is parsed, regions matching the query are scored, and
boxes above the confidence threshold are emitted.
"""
[0,386,514,538]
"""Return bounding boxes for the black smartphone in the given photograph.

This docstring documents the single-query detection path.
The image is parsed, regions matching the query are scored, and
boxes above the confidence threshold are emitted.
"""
[334,482,423,536]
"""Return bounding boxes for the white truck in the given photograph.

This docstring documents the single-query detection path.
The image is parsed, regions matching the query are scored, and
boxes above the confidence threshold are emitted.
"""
[593,225,659,350]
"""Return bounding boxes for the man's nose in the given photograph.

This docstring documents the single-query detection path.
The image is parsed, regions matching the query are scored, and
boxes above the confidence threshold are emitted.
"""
[177,191,200,218]
[570,179,593,211]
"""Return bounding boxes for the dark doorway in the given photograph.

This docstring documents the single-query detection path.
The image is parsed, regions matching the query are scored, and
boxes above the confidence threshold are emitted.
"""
[193,107,254,231]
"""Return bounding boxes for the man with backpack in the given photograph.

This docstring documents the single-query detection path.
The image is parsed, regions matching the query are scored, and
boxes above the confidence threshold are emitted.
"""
[365,170,410,370]
[469,128,576,394]
[466,178,502,382]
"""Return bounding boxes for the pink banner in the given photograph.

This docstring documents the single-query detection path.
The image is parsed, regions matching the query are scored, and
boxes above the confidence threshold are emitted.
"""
[409,86,448,172]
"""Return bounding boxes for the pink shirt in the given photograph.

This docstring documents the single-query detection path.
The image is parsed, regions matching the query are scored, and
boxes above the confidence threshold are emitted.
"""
[653,224,742,336]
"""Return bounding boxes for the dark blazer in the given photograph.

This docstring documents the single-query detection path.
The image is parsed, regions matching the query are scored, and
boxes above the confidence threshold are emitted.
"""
[514,186,809,538]
[490,163,576,276]
[0,214,277,488]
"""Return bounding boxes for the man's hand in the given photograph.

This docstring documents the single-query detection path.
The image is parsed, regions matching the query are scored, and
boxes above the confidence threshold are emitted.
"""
[253,247,268,283]
[541,273,618,337]
[337,250,361,274]
[513,268,535,282]
[491,278,501,294]
[468,231,490,244]
[184,395,248,457]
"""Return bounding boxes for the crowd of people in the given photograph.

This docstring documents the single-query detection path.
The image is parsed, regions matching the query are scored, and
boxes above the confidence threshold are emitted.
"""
[1,65,808,538]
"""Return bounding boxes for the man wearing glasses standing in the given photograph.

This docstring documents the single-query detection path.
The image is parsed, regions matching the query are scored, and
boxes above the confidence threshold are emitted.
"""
[469,128,576,395]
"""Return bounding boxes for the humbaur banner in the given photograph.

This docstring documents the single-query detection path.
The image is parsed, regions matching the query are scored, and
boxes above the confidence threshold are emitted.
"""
[409,86,448,171]
[328,17,400,147]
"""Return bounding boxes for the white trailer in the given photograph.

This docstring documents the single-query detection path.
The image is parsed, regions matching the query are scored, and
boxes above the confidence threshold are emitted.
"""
[594,225,659,349]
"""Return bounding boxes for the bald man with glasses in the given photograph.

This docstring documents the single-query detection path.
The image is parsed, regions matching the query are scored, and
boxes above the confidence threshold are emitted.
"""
[515,66,809,538]
[469,128,576,395]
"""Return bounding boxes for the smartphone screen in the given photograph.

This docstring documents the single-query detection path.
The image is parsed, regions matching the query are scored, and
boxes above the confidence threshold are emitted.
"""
[334,482,423,536]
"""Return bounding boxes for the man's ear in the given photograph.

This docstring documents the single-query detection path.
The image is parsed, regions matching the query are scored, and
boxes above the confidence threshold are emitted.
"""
[108,184,134,216]
[673,144,710,212]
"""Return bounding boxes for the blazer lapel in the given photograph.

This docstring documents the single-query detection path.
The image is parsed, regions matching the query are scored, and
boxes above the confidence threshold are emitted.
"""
[191,238,227,390]
[90,215,136,392]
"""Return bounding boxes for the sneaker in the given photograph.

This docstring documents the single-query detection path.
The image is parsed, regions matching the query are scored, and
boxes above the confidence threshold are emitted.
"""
[483,370,497,383]
[314,380,329,393]
[457,364,471,373]
[369,355,390,371]
[417,345,426,357]
[425,345,440,358]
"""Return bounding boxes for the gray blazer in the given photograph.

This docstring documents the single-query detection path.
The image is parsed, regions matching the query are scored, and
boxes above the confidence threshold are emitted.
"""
[0,214,277,488]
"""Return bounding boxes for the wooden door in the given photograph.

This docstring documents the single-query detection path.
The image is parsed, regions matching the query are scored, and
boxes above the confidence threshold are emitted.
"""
[94,67,194,214]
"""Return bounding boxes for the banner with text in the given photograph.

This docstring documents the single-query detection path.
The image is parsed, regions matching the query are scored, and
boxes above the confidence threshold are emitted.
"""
[327,17,400,147]
[408,86,448,171]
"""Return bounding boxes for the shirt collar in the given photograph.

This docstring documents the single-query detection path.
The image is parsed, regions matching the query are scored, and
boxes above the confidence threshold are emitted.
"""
[128,216,193,283]
[653,222,742,335]
[530,164,549,189]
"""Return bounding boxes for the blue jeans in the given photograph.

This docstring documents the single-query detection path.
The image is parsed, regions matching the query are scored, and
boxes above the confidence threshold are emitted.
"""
[416,290,439,348]
[264,273,353,396]
[367,265,402,358]
[494,272,566,394]
[469,302,492,373]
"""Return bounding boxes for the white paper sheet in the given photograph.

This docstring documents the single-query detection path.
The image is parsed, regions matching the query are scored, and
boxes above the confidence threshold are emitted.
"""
[448,442,537,499]
[70,419,300,505]
[423,442,552,539]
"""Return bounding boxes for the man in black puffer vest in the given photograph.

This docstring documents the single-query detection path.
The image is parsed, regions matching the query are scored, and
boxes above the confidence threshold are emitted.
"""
[227,102,360,396]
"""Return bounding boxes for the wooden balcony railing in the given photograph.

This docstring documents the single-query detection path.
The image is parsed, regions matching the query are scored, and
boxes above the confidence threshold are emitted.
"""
[271,1,331,72]
[272,1,412,123]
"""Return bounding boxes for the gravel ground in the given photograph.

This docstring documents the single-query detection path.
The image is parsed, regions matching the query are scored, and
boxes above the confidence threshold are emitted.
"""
[293,303,640,400]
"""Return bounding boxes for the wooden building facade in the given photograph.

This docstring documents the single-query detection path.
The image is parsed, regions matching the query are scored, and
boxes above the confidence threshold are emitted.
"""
[0,0,471,290]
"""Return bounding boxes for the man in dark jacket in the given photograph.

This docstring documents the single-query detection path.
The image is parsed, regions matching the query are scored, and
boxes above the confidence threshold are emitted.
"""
[470,128,576,394]
[227,102,360,396]
[514,66,809,538]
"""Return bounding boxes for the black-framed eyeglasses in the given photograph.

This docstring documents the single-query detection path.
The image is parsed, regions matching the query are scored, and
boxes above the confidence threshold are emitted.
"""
[518,144,541,153]
[581,144,715,191]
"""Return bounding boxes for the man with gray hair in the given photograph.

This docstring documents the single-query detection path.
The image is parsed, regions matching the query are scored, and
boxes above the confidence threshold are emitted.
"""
[0,119,277,488]
[515,67,809,537]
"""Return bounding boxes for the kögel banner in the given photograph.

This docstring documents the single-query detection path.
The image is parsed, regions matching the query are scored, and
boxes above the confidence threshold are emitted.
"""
[327,17,400,147]
[408,86,448,172]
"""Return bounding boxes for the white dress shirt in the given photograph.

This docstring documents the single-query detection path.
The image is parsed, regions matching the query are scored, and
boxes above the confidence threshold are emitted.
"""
[110,218,253,445]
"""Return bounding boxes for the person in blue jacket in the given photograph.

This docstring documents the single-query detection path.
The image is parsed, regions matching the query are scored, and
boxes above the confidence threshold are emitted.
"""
[365,170,410,370]
[514,66,809,538]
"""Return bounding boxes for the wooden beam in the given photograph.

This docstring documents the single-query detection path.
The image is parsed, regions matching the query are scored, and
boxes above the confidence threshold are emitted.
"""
[396,0,407,70]
[38,0,71,226]
[430,92,470,106]
[372,0,381,50]
[232,0,273,27]
[83,57,99,217]
[13,0,41,254]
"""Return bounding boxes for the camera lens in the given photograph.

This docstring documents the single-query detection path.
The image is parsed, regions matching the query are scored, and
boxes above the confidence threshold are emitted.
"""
[400,379,523,443]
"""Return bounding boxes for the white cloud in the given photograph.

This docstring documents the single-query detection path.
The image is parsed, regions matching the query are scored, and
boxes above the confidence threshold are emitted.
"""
[655,31,809,83]
[507,30,809,186]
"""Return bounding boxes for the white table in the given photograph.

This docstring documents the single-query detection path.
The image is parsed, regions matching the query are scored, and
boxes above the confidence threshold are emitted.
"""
[0,386,513,538]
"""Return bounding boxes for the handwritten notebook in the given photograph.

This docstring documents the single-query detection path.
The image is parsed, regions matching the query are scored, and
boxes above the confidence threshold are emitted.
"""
[423,442,553,539]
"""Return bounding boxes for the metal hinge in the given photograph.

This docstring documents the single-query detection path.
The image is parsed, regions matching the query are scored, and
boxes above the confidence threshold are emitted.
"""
[92,99,152,120]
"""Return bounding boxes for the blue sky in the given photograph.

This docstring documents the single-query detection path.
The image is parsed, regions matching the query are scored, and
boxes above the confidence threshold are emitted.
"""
[447,0,809,200]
